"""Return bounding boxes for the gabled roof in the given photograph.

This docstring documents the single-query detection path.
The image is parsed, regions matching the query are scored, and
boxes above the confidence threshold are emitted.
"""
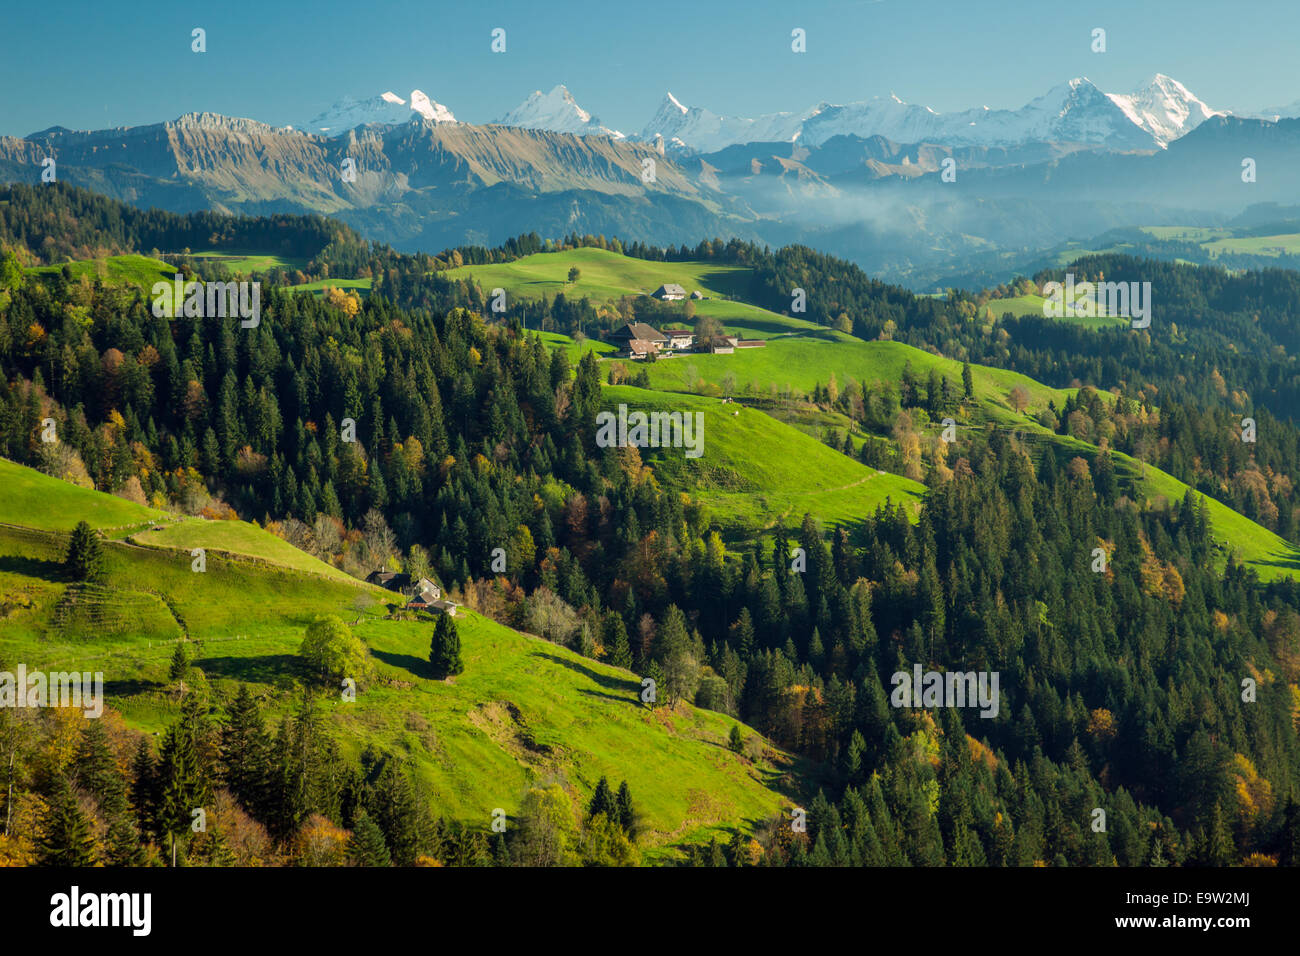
[367,570,409,589]
[611,322,667,342]
[652,283,687,297]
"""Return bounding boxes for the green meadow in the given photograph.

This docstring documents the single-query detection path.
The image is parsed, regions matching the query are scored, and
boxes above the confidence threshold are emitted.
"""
[987,292,1128,329]
[291,277,374,294]
[639,335,1077,427]
[25,253,175,291]
[181,250,310,273]
[442,246,810,338]
[0,458,163,532]
[131,518,360,583]
[601,384,925,536]
[0,461,797,854]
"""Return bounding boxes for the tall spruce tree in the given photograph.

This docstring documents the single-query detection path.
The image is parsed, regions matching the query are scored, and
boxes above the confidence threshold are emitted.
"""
[348,810,391,867]
[429,612,464,679]
[38,776,96,866]
[64,520,103,581]
[588,777,615,820]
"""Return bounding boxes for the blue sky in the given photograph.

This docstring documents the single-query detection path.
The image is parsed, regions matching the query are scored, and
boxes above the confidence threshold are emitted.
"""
[2,0,1296,137]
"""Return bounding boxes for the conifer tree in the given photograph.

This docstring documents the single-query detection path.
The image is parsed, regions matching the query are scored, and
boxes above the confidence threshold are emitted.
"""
[168,642,190,682]
[348,810,391,867]
[429,612,464,679]
[64,520,103,581]
[129,736,157,841]
[728,724,744,753]
[615,781,635,834]
[38,776,96,867]
[221,684,269,816]
[588,777,614,820]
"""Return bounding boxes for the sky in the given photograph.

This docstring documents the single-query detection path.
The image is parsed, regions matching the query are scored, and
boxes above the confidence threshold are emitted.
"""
[2,0,1297,137]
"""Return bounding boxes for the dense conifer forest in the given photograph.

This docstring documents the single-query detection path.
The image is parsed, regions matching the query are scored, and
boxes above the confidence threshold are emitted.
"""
[1,185,1298,868]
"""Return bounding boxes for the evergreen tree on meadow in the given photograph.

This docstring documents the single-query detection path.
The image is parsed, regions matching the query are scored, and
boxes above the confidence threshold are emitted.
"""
[429,612,463,679]
[615,781,635,834]
[603,613,632,670]
[728,724,744,753]
[169,642,190,682]
[588,776,615,820]
[64,520,103,581]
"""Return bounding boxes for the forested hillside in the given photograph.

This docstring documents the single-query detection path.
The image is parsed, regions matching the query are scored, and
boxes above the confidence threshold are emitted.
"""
[1,185,1299,868]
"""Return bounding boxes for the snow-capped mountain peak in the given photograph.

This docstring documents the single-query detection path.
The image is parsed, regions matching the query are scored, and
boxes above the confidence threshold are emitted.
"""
[639,92,812,153]
[495,85,624,139]
[639,75,1201,154]
[303,89,456,136]
[1107,73,1222,147]
[664,91,689,115]
[409,90,456,125]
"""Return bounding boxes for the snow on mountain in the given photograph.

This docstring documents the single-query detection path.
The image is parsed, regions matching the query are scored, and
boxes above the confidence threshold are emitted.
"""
[641,77,1212,154]
[1107,74,1222,147]
[948,78,1156,150]
[495,85,624,138]
[303,90,456,136]
[639,92,815,154]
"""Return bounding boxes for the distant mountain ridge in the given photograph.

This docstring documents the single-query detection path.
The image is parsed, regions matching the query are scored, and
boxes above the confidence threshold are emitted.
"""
[294,74,1222,154]
[302,89,457,136]
[2,95,1297,290]
[641,74,1219,153]
[495,85,625,139]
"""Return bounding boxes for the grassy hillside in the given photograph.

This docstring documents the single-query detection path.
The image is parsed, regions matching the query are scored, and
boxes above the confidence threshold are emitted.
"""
[601,384,925,536]
[986,293,1128,328]
[535,330,617,362]
[443,246,812,339]
[0,459,357,581]
[0,458,163,532]
[0,463,797,854]
[640,335,1078,428]
[131,518,361,584]
[1123,451,1300,582]
[446,247,1294,579]
[1142,226,1300,258]
[291,277,374,294]
[1016,431,1300,583]
[443,246,750,302]
[25,253,174,290]
[181,250,309,273]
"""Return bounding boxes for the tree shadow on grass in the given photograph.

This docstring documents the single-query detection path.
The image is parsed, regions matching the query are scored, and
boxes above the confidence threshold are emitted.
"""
[578,687,641,708]
[531,650,641,696]
[197,654,304,684]
[371,648,434,680]
[1256,544,1300,574]
[102,678,163,697]
[0,553,65,581]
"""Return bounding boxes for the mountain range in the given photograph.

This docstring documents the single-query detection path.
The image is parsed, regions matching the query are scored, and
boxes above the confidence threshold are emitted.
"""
[300,74,1224,153]
[2,73,1298,289]
[643,75,1220,154]
[302,90,457,136]
[495,85,625,140]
